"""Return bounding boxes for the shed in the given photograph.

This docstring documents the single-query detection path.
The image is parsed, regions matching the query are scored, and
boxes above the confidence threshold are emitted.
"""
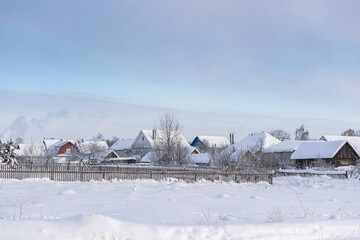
[291,140,359,168]
[189,153,212,166]
[262,140,310,165]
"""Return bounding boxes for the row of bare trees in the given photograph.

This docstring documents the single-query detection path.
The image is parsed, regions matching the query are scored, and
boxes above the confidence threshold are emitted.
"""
[269,126,360,140]
[13,139,108,166]
[268,125,309,141]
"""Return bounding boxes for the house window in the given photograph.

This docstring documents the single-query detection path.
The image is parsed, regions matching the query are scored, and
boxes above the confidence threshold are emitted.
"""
[142,137,144,141]
[66,148,71,154]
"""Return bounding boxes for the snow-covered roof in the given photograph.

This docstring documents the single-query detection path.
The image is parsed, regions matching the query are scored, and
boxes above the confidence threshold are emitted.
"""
[14,143,44,156]
[110,138,134,151]
[291,140,347,160]
[140,152,154,163]
[263,140,309,153]
[320,135,360,156]
[134,130,190,149]
[191,136,230,148]
[189,153,211,164]
[48,141,74,155]
[43,139,76,150]
[103,150,120,159]
[232,132,281,152]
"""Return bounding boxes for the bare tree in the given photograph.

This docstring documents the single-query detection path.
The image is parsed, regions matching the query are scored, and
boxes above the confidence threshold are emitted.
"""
[23,142,45,166]
[44,147,57,166]
[152,113,189,166]
[15,137,24,145]
[76,140,107,165]
[216,147,237,171]
[341,129,360,137]
[313,158,332,170]
[173,144,191,166]
[269,129,290,141]
[196,139,211,153]
[92,133,104,140]
[106,136,119,148]
[295,125,309,140]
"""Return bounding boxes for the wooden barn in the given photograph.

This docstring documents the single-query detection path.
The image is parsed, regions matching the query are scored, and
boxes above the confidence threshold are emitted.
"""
[262,140,308,166]
[45,141,78,156]
[290,140,359,168]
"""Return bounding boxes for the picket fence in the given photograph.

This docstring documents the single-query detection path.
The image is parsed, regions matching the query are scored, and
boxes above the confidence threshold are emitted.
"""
[0,164,273,184]
[275,169,349,179]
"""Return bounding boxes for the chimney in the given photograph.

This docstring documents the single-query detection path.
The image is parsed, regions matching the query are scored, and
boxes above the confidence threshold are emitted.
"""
[152,129,157,140]
[229,133,235,144]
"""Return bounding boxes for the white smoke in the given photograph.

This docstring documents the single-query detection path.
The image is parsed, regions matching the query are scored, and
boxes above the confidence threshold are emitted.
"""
[0,109,69,141]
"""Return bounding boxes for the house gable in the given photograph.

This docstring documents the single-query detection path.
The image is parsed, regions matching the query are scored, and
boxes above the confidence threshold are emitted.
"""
[191,136,230,149]
[103,150,120,159]
[57,142,78,155]
[131,130,154,150]
[190,136,202,148]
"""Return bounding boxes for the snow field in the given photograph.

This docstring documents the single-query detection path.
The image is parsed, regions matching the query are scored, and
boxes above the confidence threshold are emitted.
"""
[0,176,359,239]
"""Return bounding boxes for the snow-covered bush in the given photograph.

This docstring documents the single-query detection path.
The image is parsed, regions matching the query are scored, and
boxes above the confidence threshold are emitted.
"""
[267,209,286,222]
[0,140,18,167]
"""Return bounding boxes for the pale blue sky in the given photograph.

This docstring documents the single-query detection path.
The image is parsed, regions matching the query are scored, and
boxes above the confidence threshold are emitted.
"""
[1,0,360,141]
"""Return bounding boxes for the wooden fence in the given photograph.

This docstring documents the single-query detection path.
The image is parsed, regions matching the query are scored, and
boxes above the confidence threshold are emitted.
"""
[0,164,273,184]
[275,170,349,179]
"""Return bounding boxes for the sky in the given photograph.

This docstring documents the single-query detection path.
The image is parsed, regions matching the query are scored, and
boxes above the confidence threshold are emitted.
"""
[1,0,360,142]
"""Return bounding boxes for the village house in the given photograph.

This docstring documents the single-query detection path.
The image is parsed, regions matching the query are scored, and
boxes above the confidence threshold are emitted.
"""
[290,140,359,168]
[100,150,137,164]
[110,138,135,157]
[132,129,199,155]
[262,140,310,166]
[224,132,281,158]
[190,135,230,153]
[44,140,79,164]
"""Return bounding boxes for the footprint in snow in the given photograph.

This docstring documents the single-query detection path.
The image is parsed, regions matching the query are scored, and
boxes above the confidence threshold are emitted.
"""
[216,194,230,198]
[59,189,77,195]
[222,215,237,221]
[249,195,262,200]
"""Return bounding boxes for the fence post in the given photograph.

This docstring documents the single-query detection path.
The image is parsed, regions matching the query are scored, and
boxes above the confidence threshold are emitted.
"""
[269,173,273,184]
[80,166,83,182]
[194,173,197,182]
[102,170,106,180]
[50,166,54,181]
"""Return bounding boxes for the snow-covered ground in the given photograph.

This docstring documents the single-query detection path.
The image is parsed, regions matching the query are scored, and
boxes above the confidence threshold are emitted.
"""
[0,176,360,240]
